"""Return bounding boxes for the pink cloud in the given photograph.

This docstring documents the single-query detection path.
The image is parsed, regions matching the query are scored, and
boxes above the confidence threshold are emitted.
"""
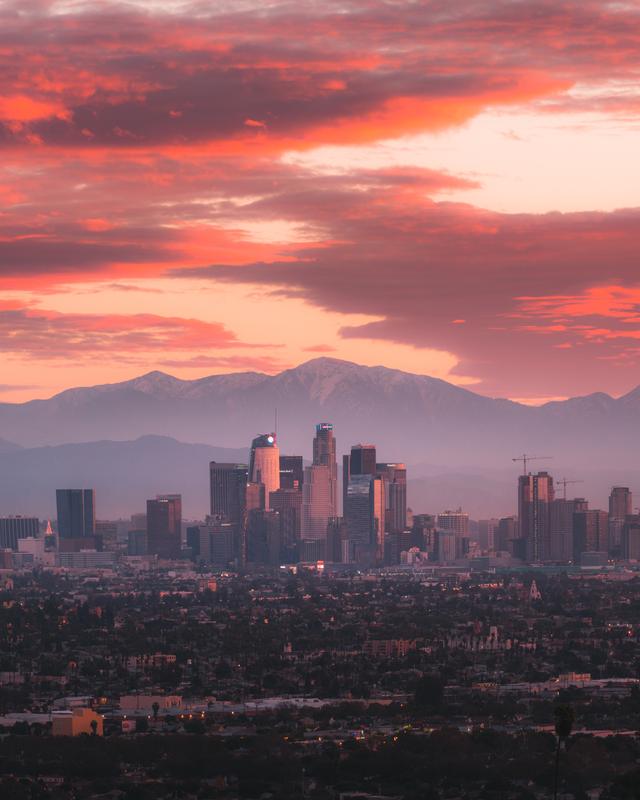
[1,1,639,150]
[0,305,271,360]
[1,1,640,399]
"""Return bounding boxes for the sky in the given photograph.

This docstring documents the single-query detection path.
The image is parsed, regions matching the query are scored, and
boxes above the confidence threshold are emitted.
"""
[1,0,640,404]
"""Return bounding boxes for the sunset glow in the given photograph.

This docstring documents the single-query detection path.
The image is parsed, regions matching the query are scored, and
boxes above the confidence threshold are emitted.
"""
[2,0,640,401]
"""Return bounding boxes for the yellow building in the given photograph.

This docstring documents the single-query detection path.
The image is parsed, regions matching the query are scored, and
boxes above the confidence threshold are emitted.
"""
[52,708,103,736]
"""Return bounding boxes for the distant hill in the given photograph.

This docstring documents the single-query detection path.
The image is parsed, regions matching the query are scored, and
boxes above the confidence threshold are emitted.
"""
[0,358,638,515]
[1,358,639,467]
[0,433,631,520]
[0,435,246,519]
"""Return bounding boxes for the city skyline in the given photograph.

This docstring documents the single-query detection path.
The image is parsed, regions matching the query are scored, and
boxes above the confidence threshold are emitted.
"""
[2,1,640,403]
[3,3,640,792]
[4,418,638,570]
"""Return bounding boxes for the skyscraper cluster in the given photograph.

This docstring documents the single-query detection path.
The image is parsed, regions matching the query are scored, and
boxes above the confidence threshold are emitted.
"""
[205,424,408,569]
[2,428,639,572]
[511,471,637,565]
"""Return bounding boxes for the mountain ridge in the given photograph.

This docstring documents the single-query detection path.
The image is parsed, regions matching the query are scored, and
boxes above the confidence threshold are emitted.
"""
[3,357,637,408]
[0,358,639,474]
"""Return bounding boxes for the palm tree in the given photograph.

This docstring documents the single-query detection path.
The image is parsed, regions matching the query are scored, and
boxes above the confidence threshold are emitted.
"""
[553,704,574,800]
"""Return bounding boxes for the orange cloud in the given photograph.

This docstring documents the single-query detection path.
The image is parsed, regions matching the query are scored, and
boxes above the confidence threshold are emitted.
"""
[0,95,66,121]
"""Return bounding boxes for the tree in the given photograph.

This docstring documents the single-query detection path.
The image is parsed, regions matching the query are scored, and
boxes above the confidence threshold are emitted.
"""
[135,717,149,733]
[553,704,575,800]
[414,674,444,711]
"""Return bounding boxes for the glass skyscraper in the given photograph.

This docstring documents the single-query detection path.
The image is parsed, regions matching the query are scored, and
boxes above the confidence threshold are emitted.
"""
[56,489,95,539]
[249,433,280,510]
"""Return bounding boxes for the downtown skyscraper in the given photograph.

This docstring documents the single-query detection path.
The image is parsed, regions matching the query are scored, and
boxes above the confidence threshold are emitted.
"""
[376,462,407,534]
[249,433,280,510]
[56,489,95,540]
[147,494,182,559]
[300,423,337,549]
[344,473,385,565]
[313,423,338,516]
[209,462,248,525]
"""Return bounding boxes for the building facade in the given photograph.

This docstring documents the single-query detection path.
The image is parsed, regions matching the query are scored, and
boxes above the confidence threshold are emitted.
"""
[518,472,554,562]
[377,462,407,534]
[0,517,39,550]
[301,464,332,541]
[313,423,338,515]
[56,489,95,539]
[249,434,280,510]
[146,494,182,559]
[209,462,248,524]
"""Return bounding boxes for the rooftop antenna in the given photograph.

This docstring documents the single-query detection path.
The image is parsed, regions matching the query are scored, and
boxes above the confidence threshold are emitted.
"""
[512,454,553,475]
[274,407,278,441]
[557,477,584,500]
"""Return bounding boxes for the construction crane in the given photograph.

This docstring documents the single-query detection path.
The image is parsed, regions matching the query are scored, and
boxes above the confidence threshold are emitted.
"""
[557,477,584,500]
[512,454,553,475]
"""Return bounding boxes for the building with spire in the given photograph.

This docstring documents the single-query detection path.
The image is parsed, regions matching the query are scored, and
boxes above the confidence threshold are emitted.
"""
[249,433,280,510]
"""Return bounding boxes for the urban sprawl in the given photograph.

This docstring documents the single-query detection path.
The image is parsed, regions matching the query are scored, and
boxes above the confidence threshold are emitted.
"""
[2,425,640,799]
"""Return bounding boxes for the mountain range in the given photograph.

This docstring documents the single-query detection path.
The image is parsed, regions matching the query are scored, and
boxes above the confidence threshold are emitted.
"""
[0,358,638,518]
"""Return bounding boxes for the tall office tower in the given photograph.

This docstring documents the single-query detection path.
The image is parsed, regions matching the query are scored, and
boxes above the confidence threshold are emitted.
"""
[270,487,302,562]
[209,462,248,523]
[279,455,304,490]
[386,528,412,565]
[549,499,579,562]
[437,509,469,536]
[131,512,147,530]
[300,538,326,562]
[343,443,376,519]
[313,423,338,514]
[495,516,517,553]
[610,486,632,519]
[245,482,266,514]
[249,433,280,509]
[622,515,640,561]
[301,464,332,540]
[342,453,351,515]
[326,517,347,563]
[0,517,39,550]
[437,509,469,558]
[609,487,633,556]
[56,489,95,539]
[186,524,200,558]
[376,463,407,534]
[573,509,609,561]
[350,444,377,476]
[246,509,280,565]
[127,529,147,556]
[344,474,385,564]
[518,472,554,562]
[436,530,457,563]
[198,521,238,567]
[411,514,437,555]
[477,519,499,551]
[146,494,182,559]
